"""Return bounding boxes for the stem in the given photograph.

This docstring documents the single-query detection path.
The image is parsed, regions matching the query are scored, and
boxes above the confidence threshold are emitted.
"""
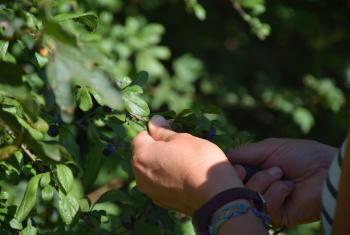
[0,120,37,162]
[230,0,251,23]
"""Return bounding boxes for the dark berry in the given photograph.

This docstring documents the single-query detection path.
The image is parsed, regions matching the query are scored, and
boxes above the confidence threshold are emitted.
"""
[122,217,135,230]
[52,114,63,124]
[204,127,217,140]
[102,106,113,113]
[102,143,116,156]
[48,123,59,137]
[242,164,260,183]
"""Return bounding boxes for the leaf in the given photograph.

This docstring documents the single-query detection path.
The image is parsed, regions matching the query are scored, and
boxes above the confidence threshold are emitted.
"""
[173,54,203,82]
[193,4,206,21]
[293,107,315,134]
[0,40,9,59]
[54,12,99,32]
[58,191,79,225]
[77,86,93,111]
[15,174,42,222]
[41,185,54,202]
[44,21,77,46]
[39,172,51,188]
[133,71,149,87]
[9,218,23,230]
[21,219,37,235]
[82,142,103,186]
[56,164,74,194]
[95,189,132,205]
[123,85,143,95]
[115,76,132,89]
[33,52,48,68]
[122,88,150,117]
[88,88,104,105]
[0,145,18,161]
[46,43,122,121]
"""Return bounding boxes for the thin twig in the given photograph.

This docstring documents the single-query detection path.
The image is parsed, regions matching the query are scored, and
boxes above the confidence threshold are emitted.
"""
[20,144,37,161]
[230,0,251,23]
[3,124,37,162]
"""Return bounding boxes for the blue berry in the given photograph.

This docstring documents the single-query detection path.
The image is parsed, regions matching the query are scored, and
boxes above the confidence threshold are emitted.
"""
[102,106,112,113]
[48,124,59,137]
[204,127,217,140]
[103,144,116,156]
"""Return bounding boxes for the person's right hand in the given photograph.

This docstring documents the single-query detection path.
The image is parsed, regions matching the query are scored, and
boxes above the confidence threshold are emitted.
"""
[228,138,338,227]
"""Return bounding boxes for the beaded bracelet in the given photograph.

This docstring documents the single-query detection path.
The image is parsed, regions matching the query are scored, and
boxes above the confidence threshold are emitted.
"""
[208,203,272,235]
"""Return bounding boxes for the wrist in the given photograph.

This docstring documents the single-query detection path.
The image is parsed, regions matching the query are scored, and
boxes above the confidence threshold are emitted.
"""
[185,160,243,215]
[192,187,269,235]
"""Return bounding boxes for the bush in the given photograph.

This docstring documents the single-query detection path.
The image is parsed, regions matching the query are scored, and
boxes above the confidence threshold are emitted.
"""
[0,0,347,234]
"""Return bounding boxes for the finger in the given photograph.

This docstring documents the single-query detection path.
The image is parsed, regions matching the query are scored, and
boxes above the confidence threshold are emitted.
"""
[227,138,282,166]
[132,131,154,152]
[245,166,283,193]
[263,180,294,224]
[233,164,246,181]
[148,115,177,141]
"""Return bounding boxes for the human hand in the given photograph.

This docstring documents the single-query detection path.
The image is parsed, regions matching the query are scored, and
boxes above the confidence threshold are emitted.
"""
[132,116,284,216]
[228,138,337,227]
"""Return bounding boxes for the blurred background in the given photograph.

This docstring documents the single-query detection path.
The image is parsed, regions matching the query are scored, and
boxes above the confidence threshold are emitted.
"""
[83,0,349,234]
[80,0,349,234]
[2,0,350,234]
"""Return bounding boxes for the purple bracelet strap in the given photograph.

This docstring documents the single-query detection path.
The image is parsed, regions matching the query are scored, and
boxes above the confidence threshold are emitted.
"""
[192,187,266,235]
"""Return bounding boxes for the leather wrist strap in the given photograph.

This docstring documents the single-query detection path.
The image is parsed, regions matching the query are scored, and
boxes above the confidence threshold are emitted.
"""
[192,187,266,235]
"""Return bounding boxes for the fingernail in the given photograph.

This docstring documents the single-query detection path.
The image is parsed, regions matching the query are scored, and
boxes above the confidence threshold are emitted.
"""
[267,166,283,179]
[150,115,169,127]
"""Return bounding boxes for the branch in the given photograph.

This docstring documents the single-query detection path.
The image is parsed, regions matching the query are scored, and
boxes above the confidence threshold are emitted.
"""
[87,179,125,204]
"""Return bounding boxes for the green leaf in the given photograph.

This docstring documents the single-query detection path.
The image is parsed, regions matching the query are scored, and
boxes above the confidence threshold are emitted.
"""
[193,4,206,21]
[33,52,48,68]
[46,43,122,121]
[58,191,79,225]
[40,173,51,188]
[82,142,102,186]
[116,76,132,89]
[123,85,143,95]
[0,40,9,59]
[56,164,74,194]
[77,86,93,111]
[88,88,104,106]
[15,174,42,222]
[54,12,99,32]
[0,145,18,161]
[293,107,315,134]
[133,71,149,87]
[44,21,77,47]
[122,87,150,117]
[21,219,37,235]
[95,189,132,205]
[9,218,23,230]
[41,185,54,202]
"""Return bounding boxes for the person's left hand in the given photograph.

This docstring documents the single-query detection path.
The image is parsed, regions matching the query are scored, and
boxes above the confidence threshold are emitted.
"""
[132,116,287,216]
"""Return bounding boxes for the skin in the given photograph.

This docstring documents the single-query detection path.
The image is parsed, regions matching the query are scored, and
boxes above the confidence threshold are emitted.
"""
[132,115,337,234]
[228,138,337,227]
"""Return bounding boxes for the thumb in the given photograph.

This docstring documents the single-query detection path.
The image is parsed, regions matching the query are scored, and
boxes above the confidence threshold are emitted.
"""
[227,140,274,166]
[148,115,176,141]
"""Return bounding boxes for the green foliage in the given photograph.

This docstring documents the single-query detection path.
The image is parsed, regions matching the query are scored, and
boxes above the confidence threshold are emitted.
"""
[0,0,347,235]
